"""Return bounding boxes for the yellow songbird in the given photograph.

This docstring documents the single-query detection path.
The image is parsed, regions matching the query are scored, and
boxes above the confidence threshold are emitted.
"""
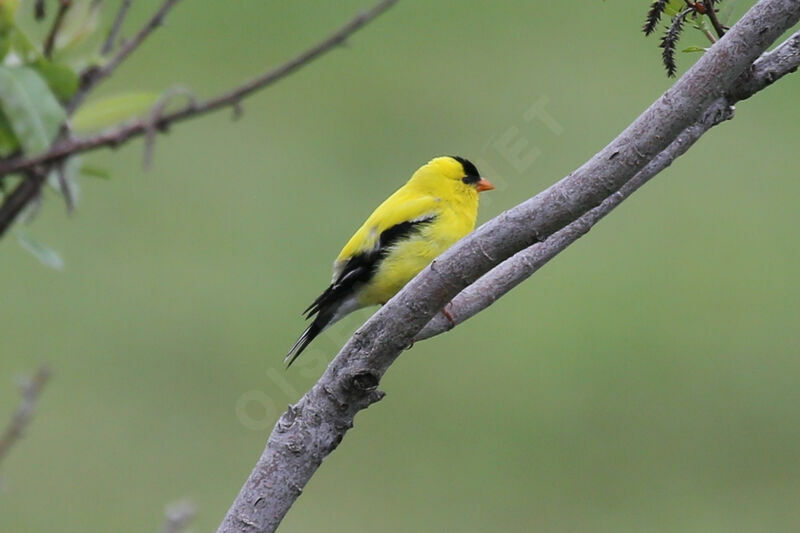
[286,156,494,366]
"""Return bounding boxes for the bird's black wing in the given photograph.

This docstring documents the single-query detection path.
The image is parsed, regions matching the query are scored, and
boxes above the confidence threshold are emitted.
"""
[285,215,437,367]
[303,215,438,319]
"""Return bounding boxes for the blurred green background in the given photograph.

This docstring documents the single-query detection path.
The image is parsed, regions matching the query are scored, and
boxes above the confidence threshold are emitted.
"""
[2,1,799,531]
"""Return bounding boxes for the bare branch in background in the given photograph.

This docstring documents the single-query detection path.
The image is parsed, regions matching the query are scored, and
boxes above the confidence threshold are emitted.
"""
[101,0,133,55]
[214,2,800,531]
[34,0,46,20]
[142,86,197,170]
[0,365,51,468]
[68,0,183,113]
[43,0,73,58]
[0,0,399,238]
[0,0,184,237]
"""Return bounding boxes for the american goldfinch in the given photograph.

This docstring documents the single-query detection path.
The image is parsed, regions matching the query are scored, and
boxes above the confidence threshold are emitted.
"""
[286,156,494,366]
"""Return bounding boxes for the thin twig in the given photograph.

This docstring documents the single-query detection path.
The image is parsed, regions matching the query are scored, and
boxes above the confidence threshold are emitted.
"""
[681,2,721,44]
[53,160,75,212]
[705,0,727,38]
[143,86,197,169]
[6,0,180,226]
[101,0,133,55]
[34,0,46,20]
[43,0,73,59]
[0,365,51,468]
[0,0,400,237]
[68,0,183,113]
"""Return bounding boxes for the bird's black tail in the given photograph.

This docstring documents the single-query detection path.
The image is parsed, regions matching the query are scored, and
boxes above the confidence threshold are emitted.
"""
[285,322,323,368]
[286,259,368,367]
[285,293,341,367]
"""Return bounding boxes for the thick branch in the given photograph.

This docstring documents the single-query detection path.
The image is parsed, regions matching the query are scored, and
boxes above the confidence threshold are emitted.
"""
[215,2,800,531]
[0,0,398,237]
[0,365,51,468]
[417,28,800,341]
[419,100,735,340]
[729,29,800,101]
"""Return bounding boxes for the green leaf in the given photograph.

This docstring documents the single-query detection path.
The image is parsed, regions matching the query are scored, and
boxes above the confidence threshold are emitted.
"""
[0,66,65,153]
[0,109,19,156]
[0,26,11,61]
[664,0,686,17]
[7,24,41,62]
[0,0,19,29]
[52,0,101,58]
[80,163,111,180]
[32,59,79,101]
[72,92,160,132]
[681,46,707,53]
[17,228,64,270]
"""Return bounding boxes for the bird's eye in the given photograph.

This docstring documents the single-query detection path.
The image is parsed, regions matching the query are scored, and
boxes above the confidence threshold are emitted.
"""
[462,175,480,185]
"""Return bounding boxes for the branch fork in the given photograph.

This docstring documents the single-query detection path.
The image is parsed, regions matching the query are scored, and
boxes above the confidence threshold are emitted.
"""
[216,2,800,531]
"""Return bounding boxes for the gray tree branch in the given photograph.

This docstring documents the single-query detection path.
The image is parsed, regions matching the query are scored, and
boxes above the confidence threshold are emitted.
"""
[417,29,800,341]
[214,1,800,531]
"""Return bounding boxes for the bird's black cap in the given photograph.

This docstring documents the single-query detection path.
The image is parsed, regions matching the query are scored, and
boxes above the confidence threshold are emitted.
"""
[451,156,481,184]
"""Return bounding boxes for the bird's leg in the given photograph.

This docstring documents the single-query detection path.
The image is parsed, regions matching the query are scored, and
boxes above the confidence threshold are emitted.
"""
[441,303,456,329]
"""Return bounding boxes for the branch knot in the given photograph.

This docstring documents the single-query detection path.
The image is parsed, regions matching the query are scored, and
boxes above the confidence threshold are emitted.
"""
[348,370,380,393]
[276,404,300,432]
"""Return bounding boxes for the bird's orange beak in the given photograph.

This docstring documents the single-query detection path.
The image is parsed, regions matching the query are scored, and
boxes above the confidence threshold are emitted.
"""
[476,178,495,192]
